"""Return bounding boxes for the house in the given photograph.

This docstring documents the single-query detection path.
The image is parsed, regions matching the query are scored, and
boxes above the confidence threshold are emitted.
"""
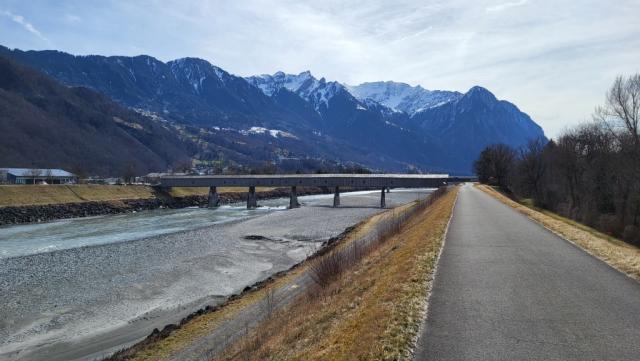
[0,168,77,184]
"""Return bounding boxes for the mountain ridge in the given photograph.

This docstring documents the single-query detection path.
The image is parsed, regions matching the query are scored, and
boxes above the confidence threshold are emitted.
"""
[0,55,191,175]
[346,80,463,115]
[0,45,546,174]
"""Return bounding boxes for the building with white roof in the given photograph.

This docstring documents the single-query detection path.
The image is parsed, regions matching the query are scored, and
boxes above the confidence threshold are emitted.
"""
[0,168,77,185]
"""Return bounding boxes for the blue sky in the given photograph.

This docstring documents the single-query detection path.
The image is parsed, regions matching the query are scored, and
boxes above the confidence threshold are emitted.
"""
[2,0,639,137]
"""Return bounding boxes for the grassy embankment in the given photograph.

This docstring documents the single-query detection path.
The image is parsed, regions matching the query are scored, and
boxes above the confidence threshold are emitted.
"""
[477,184,640,281]
[123,186,458,361]
[0,185,275,207]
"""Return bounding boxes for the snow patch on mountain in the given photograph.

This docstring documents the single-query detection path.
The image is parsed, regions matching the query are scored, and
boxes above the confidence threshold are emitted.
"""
[246,71,346,112]
[248,71,315,96]
[240,126,297,139]
[346,81,462,115]
[167,57,231,94]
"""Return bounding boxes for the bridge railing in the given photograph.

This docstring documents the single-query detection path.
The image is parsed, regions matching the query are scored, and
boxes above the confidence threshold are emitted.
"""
[158,174,473,209]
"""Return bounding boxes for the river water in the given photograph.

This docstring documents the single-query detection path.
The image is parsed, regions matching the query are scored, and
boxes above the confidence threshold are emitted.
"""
[0,190,403,259]
[0,198,291,259]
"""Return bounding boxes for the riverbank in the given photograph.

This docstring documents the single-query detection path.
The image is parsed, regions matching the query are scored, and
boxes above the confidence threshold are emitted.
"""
[109,189,457,361]
[212,188,457,361]
[0,185,327,226]
[0,189,431,361]
[104,187,455,361]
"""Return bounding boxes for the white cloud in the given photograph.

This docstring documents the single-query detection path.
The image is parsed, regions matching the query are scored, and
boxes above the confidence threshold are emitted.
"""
[0,0,638,138]
[2,11,48,42]
[486,0,528,13]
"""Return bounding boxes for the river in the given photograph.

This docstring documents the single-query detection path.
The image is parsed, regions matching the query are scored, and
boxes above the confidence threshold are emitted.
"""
[0,198,290,259]
[0,189,431,361]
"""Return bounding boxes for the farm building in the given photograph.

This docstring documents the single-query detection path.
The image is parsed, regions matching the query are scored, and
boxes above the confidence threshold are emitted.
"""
[0,168,77,184]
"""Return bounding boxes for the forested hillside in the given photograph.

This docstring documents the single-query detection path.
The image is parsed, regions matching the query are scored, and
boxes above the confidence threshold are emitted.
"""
[0,55,192,175]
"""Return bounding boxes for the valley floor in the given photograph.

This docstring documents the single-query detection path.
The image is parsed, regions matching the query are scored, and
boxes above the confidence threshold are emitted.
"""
[0,189,430,361]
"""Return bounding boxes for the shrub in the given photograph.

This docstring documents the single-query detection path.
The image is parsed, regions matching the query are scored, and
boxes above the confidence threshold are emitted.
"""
[309,251,346,289]
[308,186,449,289]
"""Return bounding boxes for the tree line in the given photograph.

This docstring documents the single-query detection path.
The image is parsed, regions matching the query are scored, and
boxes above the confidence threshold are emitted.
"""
[474,74,640,246]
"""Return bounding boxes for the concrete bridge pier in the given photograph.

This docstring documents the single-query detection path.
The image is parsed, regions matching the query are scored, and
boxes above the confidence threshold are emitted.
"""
[289,186,299,209]
[380,187,386,208]
[247,186,258,209]
[208,186,220,208]
[333,186,340,207]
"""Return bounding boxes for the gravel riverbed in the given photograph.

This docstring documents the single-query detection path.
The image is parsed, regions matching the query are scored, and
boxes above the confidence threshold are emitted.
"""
[0,189,431,361]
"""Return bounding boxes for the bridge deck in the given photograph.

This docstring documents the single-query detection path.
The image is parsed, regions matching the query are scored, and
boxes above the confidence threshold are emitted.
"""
[159,174,455,188]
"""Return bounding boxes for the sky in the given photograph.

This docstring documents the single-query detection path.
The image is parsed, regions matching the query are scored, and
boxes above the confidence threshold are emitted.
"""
[1,0,639,138]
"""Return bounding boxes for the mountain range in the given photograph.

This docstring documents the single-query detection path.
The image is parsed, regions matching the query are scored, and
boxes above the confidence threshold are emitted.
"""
[0,45,546,175]
[0,55,190,176]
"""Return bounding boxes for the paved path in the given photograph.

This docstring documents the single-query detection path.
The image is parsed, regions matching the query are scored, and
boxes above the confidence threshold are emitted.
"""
[414,184,640,361]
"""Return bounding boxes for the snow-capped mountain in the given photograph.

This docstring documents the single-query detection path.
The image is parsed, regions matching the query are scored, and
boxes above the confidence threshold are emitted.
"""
[346,81,462,115]
[1,45,546,173]
[247,71,347,113]
[246,71,314,96]
[168,57,231,94]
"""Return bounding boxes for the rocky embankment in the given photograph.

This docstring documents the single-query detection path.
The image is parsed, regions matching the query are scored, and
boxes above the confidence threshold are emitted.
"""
[0,187,327,226]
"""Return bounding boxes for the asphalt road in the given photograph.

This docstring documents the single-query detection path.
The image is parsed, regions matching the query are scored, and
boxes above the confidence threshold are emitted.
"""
[414,184,640,361]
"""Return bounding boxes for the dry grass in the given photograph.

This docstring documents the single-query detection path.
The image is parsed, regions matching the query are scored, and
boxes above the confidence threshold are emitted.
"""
[0,184,155,206]
[477,184,640,281]
[214,187,458,361]
[130,277,294,361]
[0,185,279,206]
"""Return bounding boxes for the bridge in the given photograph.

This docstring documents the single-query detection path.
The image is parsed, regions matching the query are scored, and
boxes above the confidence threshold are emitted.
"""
[159,174,473,209]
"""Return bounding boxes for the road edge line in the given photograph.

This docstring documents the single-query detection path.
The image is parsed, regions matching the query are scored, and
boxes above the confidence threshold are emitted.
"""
[407,185,461,359]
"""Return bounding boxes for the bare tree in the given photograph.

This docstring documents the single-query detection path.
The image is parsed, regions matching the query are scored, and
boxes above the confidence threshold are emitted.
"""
[26,168,42,185]
[595,74,640,145]
[473,144,516,190]
[121,163,136,184]
[514,138,547,201]
[70,165,88,184]
[45,169,54,184]
[595,74,640,185]
[595,74,640,230]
